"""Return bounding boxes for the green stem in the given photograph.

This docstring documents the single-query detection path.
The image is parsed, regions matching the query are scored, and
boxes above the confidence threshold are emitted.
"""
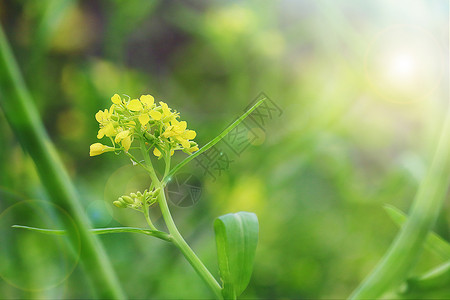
[139,138,160,183]
[158,186,223,299]
[126,146,153,174]
[0,24,124,299]
[138,138,222,299]
[349,70,450,299]
[12,225,172,242]
[164,148,171,179]
[163,98,265,185]
[142,201,157,231]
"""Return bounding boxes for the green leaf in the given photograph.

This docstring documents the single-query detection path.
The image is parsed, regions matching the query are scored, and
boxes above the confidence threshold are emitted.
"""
[383,205,450,261]
[12,225,172,242]
[163,98,266,185]
[214,212,259,299]
[405,260,450,294]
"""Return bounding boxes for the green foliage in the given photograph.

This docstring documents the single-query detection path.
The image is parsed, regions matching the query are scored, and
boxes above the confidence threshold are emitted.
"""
[12,225,172,242]
[383,205,450,298]
[0,0,448,299]
[214,212,259,299]
[163,99,265,184]
[384,205,450,261]
[10,96,264,299]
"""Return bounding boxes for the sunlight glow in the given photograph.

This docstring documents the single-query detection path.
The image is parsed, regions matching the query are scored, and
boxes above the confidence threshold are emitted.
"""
[386,51,416,84]
[365,26,443,103]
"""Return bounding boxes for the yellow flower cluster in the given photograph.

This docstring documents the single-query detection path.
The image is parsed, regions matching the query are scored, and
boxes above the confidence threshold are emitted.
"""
[90,94,199,157]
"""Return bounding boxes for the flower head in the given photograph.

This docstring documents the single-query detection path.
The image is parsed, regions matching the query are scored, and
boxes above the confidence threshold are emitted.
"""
[90,93,198,158]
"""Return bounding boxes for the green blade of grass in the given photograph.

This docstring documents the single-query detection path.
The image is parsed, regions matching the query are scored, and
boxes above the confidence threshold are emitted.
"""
[12,225,172,242]
[384,205,450,261]
[350,16,450,294]
[404,261,450,294]
[0,25,125,298]
[350,98,450,299]
[163,98,265,185]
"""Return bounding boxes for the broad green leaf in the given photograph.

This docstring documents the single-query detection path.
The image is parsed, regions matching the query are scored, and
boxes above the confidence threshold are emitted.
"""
[383,205,450,261]
[214,212,259,299]
[12,225,171,242]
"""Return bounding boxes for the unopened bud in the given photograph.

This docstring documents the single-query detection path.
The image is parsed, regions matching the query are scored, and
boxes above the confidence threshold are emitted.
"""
[121,195,134,204]
[113,200,127,208]
[144,132,156,142]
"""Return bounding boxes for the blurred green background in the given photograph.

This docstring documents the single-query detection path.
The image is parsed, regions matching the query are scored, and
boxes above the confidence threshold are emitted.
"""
[0,0,448,298]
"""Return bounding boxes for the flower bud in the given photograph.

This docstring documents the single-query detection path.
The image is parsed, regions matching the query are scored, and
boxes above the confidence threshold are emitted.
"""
[144,132,156,142]
[121,195,134,204]
[113,200,128,208]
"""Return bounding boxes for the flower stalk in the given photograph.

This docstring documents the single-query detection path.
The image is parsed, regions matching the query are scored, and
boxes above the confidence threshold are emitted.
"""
[86,91,267,298]
[90,94,224,298]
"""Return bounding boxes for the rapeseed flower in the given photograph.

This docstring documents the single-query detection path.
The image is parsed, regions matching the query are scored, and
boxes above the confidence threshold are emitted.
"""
[90,93,198,158]
[95,105,116,139]
[127,95,162,126]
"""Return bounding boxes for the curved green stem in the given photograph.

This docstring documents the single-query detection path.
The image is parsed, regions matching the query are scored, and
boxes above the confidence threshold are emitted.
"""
[350,77,450,298]
[142,201,157,231]
[138,137,222,299]
[157,186,223,299]
[139,138,160,183]
[125,151,152,173]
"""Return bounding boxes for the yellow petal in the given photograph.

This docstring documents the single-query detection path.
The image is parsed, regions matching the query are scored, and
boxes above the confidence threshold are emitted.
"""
[104,123,116,137]
[90,143,113,156]
[111,94,121,104]
[178,138,190,149]
[183,130,196,140]
[139,114,150,126]
[178,121,187,131]
[190,146,199,152]
[140,95,154,107]
[170,150,175,156]
[127,99,143,111]
[121,136,132,152]
[95,110,104,123]
[160,101,171,116]
[162,126,174,138]
[109,104,115,115]
[115,130,130,143]
[149,110,162,120]
[97,128,105,139]
[153,147,162,157]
